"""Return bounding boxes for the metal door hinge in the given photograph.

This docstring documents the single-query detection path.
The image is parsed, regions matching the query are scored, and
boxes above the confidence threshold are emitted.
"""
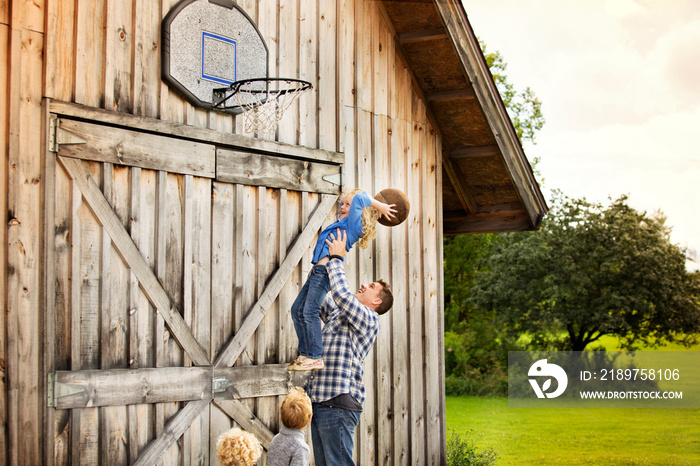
[47,372,87,407]
[212,376,233,394]
[322,169,343,188]
[49,117,87,152]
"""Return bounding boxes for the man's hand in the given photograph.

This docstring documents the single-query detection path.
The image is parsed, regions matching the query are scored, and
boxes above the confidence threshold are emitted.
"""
[326,228,347,258]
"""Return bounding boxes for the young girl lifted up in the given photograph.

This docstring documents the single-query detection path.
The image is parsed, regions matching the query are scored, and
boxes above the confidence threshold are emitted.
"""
[288,189,396,371]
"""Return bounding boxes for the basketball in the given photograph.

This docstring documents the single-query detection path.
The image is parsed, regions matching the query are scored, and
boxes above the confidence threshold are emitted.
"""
[374,188,410,227]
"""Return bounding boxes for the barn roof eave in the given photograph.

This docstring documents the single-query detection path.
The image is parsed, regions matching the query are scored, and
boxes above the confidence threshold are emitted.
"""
[380,0,548,234]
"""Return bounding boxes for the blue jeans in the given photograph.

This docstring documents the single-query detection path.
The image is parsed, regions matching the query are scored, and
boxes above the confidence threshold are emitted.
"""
[311,403,360,466]
[291,264,330,359]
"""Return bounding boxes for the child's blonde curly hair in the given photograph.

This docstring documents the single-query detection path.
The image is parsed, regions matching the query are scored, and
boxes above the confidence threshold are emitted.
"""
[342,188,379,250]
[216,427,262,466]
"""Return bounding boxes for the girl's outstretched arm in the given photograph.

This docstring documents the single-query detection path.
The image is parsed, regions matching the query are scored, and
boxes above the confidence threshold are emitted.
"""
[370,197,397,221]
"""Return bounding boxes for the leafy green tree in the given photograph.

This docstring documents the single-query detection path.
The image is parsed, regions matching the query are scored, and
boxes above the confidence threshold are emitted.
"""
[470,193,700,351]
[481,40,544,145]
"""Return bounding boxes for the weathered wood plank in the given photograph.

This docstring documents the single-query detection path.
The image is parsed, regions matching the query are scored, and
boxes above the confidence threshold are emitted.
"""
[390,116,410,465]
[319,0,337,151]
[104,0,133,113]
[0,39,7,466]
[74,0,105,108]
[7,28,43,466]
[277,0,299,145]
[435,133,448,466]
[356,0,373,112]
[211,181,236,359]
[255,187,278,431]
[213,364,306,401]
[76,162,102,465]
[9,0,43,32]
[128,166,152,462]
[374,114,393,465]
[277,190,295,367]
[49,100,345,164]
[44,0,75,101]
[422,118,442,466]
[53,154,74,466]
[183,175,212,465]
[356,108,375,466]
[57,156,209,366]
[132,400,209,466]
[56,118,215,178]
[154,170,168,447]
[162,171,186,466]
[214,194,338,369]
[373,12,388,117]
[216,149,341,194]
[257,0,277,145]
[43,105,57,466]
[408,97,426,464]
[133,0,160,118]
[342,105,358,289]
[68,176,81,427]
[99,167,129,465]
[209,183,235,465]
[238,184,257,372]
[298,0,318,148]
[54,367,211,409]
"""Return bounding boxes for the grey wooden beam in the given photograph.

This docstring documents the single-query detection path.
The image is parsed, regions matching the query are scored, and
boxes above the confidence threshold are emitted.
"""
[58,156,210,366]
[133,400,209,466]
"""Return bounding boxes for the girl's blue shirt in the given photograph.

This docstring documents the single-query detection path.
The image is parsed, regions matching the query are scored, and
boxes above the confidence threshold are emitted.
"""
[311,191,371,263]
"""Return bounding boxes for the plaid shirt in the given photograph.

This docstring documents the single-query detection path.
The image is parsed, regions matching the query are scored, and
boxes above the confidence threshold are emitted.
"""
[305,260,380,406]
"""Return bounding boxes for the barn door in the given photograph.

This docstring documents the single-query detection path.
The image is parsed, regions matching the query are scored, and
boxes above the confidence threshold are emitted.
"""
[45,105,341,465]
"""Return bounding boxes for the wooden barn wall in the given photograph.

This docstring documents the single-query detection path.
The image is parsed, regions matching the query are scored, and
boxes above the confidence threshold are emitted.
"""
[2,0,445,464]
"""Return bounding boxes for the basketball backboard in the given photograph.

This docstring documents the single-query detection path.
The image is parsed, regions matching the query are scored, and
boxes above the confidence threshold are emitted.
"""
[162,0,268,114]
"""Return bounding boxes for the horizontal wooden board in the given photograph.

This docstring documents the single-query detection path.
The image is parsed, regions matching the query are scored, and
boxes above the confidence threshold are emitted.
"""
[51,365,308,409]
[49,99,345,164]
[213,365,308,400]
[56,118,215,177]
[216,149,341,194]
[52,368,211,409]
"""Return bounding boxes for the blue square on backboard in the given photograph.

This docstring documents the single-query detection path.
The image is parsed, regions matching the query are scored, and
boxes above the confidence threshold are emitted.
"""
[201,32,237,85]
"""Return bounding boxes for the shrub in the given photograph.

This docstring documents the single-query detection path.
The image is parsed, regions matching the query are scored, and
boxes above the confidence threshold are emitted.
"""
[447,430,497,466]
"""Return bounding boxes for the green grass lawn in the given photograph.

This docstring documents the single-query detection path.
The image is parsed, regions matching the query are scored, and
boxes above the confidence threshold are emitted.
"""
[446,337,700,465]
[446,396,700,465]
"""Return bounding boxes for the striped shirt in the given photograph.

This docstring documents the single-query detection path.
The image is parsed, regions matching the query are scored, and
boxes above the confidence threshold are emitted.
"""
[305,260,380,406]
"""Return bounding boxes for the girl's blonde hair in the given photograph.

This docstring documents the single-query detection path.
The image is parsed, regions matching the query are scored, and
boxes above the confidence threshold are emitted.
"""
[342,188,379,250]
[216,427,262,466]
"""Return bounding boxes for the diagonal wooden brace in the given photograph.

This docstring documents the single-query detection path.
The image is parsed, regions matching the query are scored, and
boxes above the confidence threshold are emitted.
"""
[215,194,337,368]
[58,156,210,366]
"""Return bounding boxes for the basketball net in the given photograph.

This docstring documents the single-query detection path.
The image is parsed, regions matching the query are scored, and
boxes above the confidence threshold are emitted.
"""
[229,79,312,135]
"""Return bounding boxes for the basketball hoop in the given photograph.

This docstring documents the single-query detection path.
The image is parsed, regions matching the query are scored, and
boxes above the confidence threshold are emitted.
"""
[213,78,312,134]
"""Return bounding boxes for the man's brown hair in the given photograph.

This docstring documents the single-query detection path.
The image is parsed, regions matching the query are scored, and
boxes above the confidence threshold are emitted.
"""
[280,387,312,430]
[375,279,393,315]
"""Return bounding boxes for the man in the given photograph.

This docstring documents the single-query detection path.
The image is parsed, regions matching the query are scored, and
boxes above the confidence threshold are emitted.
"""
[304,229,393,465]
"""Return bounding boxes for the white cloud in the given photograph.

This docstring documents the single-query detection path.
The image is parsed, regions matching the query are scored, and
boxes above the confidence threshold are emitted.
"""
[463,0,700,270]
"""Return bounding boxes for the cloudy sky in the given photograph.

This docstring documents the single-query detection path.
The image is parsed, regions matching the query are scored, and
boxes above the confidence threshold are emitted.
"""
[462,0,700,270]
